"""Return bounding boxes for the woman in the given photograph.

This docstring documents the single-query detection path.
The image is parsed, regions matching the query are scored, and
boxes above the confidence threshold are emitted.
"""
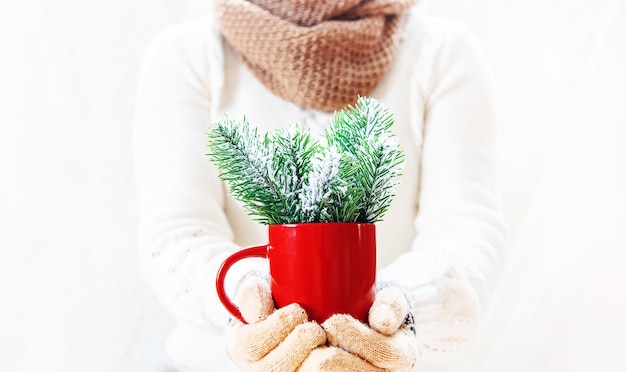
[134,0,507,370]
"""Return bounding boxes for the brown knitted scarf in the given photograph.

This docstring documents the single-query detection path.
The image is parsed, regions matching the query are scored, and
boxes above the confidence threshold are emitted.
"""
[215,0,417,112]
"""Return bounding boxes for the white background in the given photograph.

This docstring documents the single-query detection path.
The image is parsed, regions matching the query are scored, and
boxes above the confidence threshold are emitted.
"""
[1,0,624,371]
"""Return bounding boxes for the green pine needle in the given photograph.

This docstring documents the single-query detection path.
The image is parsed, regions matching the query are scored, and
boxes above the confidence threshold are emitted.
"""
[206,97,404,225]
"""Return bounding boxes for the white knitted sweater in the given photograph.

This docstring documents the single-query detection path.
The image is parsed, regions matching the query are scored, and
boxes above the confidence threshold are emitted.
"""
[134,8,507,371]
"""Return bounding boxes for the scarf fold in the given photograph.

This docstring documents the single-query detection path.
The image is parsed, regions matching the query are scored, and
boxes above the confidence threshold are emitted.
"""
[215,0,418,111]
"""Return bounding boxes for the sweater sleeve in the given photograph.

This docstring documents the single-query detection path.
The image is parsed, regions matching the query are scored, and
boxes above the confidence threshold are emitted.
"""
[378,23,508,360]
[133,18,261,329]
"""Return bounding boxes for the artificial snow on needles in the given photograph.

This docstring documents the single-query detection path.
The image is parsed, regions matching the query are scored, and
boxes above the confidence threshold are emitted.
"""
[207,97,405,225]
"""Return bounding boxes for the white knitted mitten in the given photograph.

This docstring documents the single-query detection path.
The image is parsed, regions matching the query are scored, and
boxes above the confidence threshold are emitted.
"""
[225,275,326,372]
[299,283,417,371]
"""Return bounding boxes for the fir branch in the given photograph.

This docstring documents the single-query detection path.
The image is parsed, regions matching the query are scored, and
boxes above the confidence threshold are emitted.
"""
[267,125,319,223]
[325,97,404,223]
[207,117,282,224]
[300,146,345,222]
[354,133,404,222]
[325,96,395,155]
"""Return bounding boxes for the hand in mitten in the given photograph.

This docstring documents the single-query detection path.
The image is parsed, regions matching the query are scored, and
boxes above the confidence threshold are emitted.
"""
[225,275,327,372]
[299,284,417,372]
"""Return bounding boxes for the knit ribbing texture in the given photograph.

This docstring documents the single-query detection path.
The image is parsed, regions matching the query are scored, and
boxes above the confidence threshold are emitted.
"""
[215,0,418,111]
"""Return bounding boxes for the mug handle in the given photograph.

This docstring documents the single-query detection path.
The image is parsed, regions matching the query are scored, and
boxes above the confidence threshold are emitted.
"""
[215,245,268,324]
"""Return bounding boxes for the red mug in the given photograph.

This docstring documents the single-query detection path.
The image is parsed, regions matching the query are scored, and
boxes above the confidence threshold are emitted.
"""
[216,222,376,324]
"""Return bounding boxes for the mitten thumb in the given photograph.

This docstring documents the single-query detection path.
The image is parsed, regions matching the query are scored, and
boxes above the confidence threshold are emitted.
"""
[235,274,275,324]
[369,285,409,336]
